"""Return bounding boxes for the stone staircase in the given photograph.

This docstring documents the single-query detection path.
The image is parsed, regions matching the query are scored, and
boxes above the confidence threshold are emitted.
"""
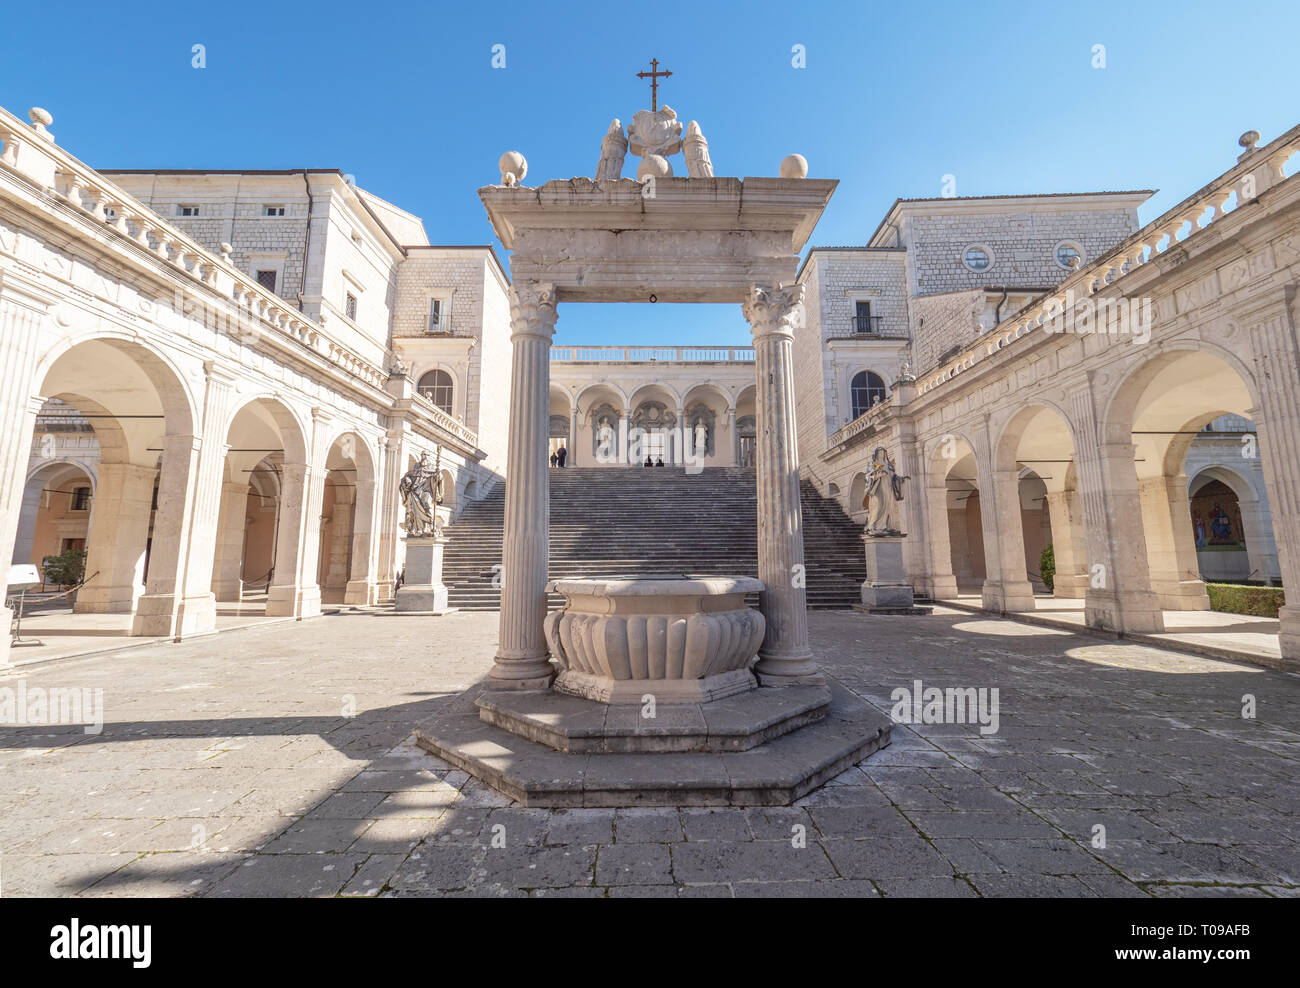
[440,466,867,611]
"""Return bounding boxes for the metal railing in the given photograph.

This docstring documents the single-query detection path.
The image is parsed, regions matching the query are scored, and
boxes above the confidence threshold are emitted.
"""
[826,316,908,340]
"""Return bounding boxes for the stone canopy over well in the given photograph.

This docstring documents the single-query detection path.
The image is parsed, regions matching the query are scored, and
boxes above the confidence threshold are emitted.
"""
[481,176,836,303]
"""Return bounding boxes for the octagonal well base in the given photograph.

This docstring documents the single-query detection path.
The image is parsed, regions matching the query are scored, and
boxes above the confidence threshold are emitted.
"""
[414,680,891,807]
[477,683,830,754]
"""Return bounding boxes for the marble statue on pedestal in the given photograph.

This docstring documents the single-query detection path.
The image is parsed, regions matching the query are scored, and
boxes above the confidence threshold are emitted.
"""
[865,446,908,536]
[595,120,628,181]
[596,417,615,460]
[693,419,708,456]
[400,450,444,538]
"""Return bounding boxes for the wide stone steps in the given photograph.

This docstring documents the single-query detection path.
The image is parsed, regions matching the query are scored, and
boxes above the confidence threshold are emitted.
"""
[439,467,867,611]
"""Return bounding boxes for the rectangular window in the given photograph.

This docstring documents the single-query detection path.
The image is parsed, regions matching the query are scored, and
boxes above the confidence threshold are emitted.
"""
[264,205,285,217]
[177,205,200,217]
[854,300,874,334]
[428,298,443,332]
[345,292,358,321]
[70,487,91,511]
[256,269,278,292]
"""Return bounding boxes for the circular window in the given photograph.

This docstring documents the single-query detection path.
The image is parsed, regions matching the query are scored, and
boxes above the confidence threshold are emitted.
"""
[962,245,992,271]
[1055,242,1084,269]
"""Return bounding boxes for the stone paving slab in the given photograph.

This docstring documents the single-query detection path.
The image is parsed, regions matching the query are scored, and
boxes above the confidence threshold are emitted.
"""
[0,609,1296,897]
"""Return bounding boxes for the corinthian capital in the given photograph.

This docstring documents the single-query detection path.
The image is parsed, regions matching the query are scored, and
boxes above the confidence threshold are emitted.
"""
[743,283,805,340]
[509,281,559,340]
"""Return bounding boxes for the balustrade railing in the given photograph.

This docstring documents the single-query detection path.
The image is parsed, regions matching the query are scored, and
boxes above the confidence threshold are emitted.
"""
[0,106,386,395]
[550,345,756,362]
[913,125,1300,398]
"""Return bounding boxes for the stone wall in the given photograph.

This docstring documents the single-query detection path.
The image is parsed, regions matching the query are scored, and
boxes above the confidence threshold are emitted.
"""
[909,289,986,374]
[902,205,1140,296]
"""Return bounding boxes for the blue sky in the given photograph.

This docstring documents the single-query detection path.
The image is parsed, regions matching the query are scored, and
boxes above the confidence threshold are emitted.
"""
[2,0,1295,345]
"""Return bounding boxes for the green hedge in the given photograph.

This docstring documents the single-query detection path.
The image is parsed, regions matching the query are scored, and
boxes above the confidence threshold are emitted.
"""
[1206,582,1286,618]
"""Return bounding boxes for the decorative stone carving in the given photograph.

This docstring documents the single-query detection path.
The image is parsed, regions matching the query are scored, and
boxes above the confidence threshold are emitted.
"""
[865,445,908,536]
[683,121,713,178]
[637,154,672,181]
[742,283,805,338]
[595,119,627,182]
[399,449,444,538]
[779,154,808,179]
[627,106,682,158]
[631,400,674,430]
[543,576,766,704]
[28,107,54,141]
[498,150,528,187]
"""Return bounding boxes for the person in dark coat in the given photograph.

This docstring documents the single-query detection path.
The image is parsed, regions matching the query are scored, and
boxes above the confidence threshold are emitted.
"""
[556,446,567,467]
[644,455,653,467]
[655,456,664,467]
[550,451,558,468]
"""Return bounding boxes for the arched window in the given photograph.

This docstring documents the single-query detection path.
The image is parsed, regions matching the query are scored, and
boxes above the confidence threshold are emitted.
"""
[417,370,454,415]
[850,371,887,419]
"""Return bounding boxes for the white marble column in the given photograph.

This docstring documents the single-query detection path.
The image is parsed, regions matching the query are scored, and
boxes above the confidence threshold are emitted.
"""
[1139,473,1209,609]
[489,282,558,690]
[75,462,156,613]
[374,434,404,602]
[742,284,822,685]
[212,480,250,601]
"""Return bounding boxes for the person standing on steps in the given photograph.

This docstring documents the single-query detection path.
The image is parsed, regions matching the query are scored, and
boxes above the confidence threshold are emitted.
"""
[550,451,558,468]
[556,445,567,468]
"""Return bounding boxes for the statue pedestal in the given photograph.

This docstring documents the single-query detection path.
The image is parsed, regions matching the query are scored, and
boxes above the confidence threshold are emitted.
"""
[855,534,932,616]
[393,535,454,615]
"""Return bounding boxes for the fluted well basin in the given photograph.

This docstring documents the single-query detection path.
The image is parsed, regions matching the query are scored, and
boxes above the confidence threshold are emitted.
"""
[543,574,766,704]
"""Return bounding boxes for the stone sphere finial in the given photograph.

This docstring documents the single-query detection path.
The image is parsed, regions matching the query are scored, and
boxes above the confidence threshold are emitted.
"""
[28,107,54,140]
[637,154,672,182]
[499,151,528,187]
[779,154,808,179]
[1238,130,1261,152]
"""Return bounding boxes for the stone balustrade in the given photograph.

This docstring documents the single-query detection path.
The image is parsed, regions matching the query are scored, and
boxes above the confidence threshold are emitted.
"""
[0,106,389,392]
[550,345,755,362]
[915,124,1300,397]
[826,392,894,449]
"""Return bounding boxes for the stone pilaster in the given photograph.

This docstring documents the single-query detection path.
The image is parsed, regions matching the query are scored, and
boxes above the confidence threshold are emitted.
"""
[1248,295,1300,666]
[489,282,558,690]
[1138,473,1209,610]
[266,461,320,618]
[212,481,250,601]
[75,462,157,613]
[133,433,213,637]
[742,284,822,686]
[344,474,378,605]
[1043,490,1088,598]
[0,281,54,667]
[374,434,404,602]
[981,464,1037,612]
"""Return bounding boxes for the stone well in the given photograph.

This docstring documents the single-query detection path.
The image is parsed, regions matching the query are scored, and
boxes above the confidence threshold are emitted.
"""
[543,575,765,704]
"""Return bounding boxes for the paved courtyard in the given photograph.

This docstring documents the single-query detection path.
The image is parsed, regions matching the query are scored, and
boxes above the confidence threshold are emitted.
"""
[1,608,1297,898]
